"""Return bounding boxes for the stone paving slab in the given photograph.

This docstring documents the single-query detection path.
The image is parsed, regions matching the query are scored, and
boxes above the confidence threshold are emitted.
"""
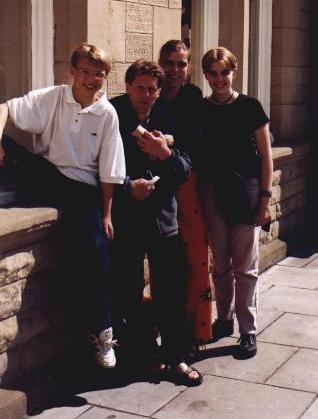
[300,398,318,418]
[79,380,185,417]
[153,375,315,419]
[77,406,146,418]
[267,348,318,393]
[259,265,318,290]
[260,286,318,316]
[30,404,91,419]
[196,339,297,384]
[277,255,318,268]
[304,257,318,270]
[258,312,318,348]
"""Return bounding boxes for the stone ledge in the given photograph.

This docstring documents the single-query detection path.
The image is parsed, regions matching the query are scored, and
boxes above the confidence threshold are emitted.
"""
[0,389,26,419]
[260,239,287,272]
[0,208,58,253]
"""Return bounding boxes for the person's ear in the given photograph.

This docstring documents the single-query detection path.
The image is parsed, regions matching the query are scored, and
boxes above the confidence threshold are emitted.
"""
[232,69,237,79]
[125,83,130,93]
[70,66,76,77]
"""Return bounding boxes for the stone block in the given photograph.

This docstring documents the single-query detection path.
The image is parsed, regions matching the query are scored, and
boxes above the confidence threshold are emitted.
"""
[0,352,8,379]
[87,0,109,51]
[270,104,308,140]
[169,0,182,8]
[299,10,311,29]
[0,316,18,354]
[10,305,63,351]
[0,208,58,253]
[53,0,71,62]
[271,84,309,105]
[272,0,300,28]
[0,389,26,419]
[126,3,153,34]
[272,28,311,67]
[0,280,24,321]
[54,62,72,86]
[0,240,59,287]
[126,33,153,62]
[107,63,130,96]
[279,207,306,236]
[153,7,181,61]
[104,0,126,62]
[259,239,287,272]
[271,66,309,88]
[140,0,168,6]
[1,330,70,385]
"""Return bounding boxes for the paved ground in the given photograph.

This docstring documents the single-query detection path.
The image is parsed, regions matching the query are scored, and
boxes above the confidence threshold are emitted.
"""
[27,250,318,419]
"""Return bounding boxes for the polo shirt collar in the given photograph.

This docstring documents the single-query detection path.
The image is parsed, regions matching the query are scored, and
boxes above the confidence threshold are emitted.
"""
[65,85,108,115]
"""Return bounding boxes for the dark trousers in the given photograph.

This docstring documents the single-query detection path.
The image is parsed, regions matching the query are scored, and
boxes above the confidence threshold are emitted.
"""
[4,138,112,335]
[111,233,188,366]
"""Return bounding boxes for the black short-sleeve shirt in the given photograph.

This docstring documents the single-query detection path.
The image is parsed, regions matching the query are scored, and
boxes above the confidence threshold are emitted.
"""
[199,93,269,183]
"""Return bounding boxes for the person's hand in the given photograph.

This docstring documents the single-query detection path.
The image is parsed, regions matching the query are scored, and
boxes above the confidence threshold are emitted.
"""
[0,144,5,166]
[130,178,155,201]
[137,130,172,161]
[103,214,114,240]
[255,198,271,226]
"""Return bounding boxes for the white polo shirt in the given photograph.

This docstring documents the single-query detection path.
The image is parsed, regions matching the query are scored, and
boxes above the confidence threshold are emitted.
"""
[7,85,126,187]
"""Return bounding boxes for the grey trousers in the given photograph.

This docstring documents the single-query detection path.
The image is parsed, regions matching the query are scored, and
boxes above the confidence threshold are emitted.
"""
[200,179,261,335]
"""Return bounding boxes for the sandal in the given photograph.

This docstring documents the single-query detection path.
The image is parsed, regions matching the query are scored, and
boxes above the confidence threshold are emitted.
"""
[172,365,203,387]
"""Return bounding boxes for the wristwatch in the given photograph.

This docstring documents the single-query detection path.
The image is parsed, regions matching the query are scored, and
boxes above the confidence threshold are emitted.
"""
[260,189,272,198]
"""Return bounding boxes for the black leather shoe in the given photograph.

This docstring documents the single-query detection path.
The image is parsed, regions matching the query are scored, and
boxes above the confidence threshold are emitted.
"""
[238,334,257,359]
[212,319,234,339]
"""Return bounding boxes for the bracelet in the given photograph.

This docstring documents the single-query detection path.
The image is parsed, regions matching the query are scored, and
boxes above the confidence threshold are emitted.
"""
[259,189,272,198]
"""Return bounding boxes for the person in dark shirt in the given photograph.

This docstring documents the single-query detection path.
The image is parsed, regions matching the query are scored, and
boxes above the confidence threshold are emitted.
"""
[110,59,203,386]
[199,47,273,358]
[157,40,212,354]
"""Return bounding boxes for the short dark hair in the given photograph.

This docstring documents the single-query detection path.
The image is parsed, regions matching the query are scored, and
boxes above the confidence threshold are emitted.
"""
[70,42,111,75]
[125,59,165,88]
[202,47,238,74]
[158,39,190,66]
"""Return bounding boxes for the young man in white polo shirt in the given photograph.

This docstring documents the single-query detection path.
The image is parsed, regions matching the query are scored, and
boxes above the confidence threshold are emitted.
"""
[0,43,126,369]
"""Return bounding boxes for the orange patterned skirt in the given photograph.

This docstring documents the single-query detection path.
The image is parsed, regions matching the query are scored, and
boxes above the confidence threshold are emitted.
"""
[176,172,212,344]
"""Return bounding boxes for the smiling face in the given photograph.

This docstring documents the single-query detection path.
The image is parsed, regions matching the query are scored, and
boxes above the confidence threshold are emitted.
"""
[204,61,236,99]
[126,74,160,120]
[71,58,106,106]
[161,48,189,91]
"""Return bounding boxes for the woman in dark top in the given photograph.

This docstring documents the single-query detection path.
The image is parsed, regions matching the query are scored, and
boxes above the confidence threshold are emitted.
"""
[157,40,212,352]
[199,47,273,358]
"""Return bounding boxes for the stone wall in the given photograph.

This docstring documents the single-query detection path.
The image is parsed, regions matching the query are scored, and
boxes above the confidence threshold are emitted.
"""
[259,143,310,271]
[271,0,312,142]
[0,208,69,386]
[54,0,181,95]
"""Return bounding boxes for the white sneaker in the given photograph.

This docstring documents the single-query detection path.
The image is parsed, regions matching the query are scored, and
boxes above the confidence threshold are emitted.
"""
[89,327,117,368]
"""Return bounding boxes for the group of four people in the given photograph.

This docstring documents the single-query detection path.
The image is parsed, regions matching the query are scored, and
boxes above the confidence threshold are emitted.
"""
[0,40,272,387]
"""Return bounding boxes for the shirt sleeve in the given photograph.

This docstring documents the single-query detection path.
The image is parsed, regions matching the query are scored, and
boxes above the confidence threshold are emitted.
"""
[7,87,57,135]
[98,107,126,184]
[250,97,270,132]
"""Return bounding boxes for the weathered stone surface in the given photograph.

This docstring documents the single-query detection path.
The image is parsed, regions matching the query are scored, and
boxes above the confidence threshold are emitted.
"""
[271,103,308,140]
[169,0,181,8]
[153,7,180,61]
[126,3,153,34]
[104,0,126,62]
[0,316,18,353]
[0,352,8,378]
[140,0,168,6]
[0,389,26,419]
[259,239,287,272]
[1,330,70,385]
[10,305,63,351]
[0,240,59,287]
[126,33,152,62]
[107,63,130,96]
[0,280,25,321]
[273,0,302,28]
[0,208,58,239]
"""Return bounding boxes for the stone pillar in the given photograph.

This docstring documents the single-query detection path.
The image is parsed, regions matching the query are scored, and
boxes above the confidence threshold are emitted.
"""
[190,0,219,97]
[219,0,249,93]
[248,0,272,117]
[271,0,312,142]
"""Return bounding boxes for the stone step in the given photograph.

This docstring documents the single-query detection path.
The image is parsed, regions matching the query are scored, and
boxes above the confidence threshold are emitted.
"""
[0,389,26,419]
[259,238,287,273]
